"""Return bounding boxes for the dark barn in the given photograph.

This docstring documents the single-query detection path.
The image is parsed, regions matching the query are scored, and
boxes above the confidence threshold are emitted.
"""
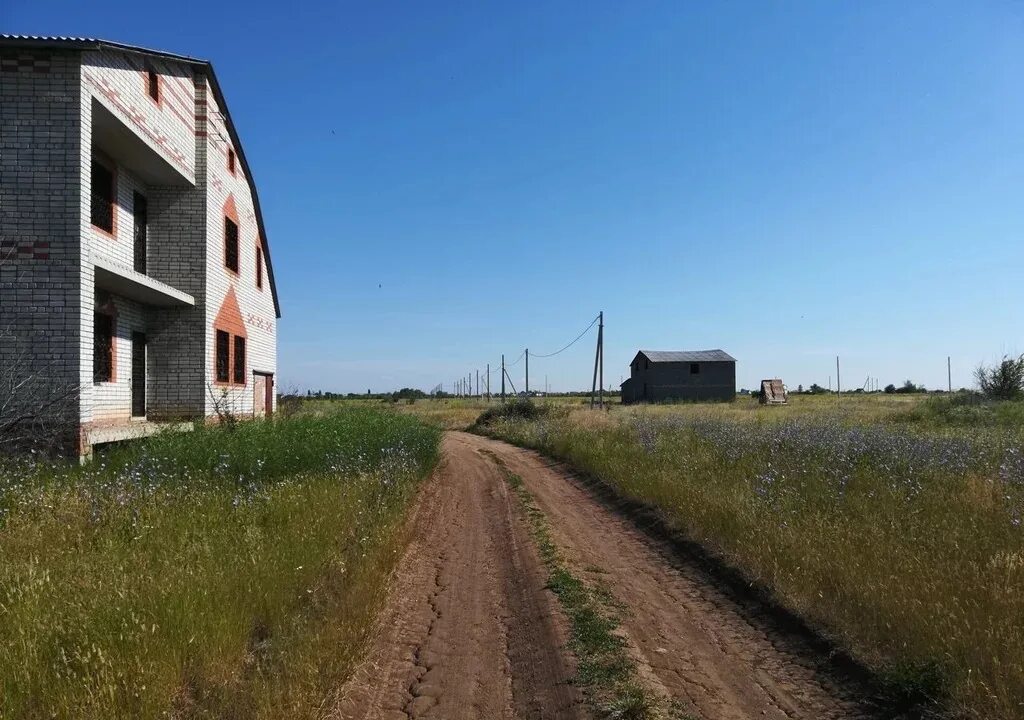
[620,350,736,404]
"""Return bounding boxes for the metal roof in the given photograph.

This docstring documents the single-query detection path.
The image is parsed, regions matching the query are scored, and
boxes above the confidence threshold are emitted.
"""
[637,350,736,363]
[0,35,280,318]
[0,35,208,64]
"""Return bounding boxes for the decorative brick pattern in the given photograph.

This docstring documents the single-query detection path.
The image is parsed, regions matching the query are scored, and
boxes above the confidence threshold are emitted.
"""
[203,79,277,416]
[81,50,195,182]
[2,42,279,456]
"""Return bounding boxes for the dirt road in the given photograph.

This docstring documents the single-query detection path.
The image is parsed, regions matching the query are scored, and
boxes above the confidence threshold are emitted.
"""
[335,432,879,719]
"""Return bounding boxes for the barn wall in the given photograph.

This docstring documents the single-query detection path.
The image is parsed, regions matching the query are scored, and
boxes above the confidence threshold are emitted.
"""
[624,361,736,403]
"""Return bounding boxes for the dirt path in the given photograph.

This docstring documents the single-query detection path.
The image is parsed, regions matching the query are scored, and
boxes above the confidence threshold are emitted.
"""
[336,431,879,720]
[332,434,585,720]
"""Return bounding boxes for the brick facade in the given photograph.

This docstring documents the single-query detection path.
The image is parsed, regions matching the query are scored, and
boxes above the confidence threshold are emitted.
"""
[0,49,83,452]
[0,37,280,457]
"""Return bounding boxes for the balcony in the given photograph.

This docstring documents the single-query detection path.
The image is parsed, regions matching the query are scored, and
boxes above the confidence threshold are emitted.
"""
[92,252,195,307]
[91,98,193,186]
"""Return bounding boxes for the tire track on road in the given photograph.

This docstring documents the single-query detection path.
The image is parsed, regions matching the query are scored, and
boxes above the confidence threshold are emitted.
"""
[333,435,584,720]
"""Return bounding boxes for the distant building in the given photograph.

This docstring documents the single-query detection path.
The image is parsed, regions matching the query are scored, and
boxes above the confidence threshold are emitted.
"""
[620,350,736,404]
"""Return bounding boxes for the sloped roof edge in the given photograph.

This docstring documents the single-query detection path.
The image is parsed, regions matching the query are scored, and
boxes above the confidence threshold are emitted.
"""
[635,349,736,363]
[0,34,281,318]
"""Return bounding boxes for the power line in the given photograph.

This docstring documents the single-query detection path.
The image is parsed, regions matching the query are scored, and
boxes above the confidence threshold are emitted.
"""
[442,310,602,397]
[532,314,600,358]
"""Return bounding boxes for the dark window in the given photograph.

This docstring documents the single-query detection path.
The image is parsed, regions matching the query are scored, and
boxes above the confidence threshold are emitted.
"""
[224,217,239,272]
[147,69,159,102]
[215,330,230,382]
[131,332,147,417]
[94,312,114,383]
[227,148,236,174]
[133,192,148,274]
[690,363,700,375]
[90,158,114,233]
[233,336,246,384]
[256,246,263,289]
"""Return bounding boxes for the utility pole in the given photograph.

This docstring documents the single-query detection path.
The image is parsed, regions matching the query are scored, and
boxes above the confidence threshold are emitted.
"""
[525,349,529,395]
[836,356,841,395]
[599,311,604,408]
[476,369,479,397]
[591,310,604,408]
[501,354,505,401]
[948,356,952,393]
[487,363,490,401]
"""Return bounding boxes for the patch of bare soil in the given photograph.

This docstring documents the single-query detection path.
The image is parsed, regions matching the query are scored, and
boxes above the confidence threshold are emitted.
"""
[337,431,884,719]
[332,434,584,720]
[461,432,882,720]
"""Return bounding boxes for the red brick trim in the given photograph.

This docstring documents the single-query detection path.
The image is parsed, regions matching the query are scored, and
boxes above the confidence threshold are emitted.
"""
[1,240,50,261]
[212,288,248,387]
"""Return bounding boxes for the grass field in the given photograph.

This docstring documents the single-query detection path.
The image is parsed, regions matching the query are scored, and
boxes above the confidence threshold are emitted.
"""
[0,407,441,720]
[397,392,1023,719]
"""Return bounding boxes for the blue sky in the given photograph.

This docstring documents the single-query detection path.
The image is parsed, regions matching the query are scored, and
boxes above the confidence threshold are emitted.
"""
[6,2,1023,392]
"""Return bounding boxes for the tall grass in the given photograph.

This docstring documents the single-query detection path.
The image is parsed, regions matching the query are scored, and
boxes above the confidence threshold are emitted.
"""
[0,408,440,720]
[480,406,1024,719]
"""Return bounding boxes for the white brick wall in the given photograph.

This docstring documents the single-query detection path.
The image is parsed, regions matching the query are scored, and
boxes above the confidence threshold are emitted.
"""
[3,43,279,452]
[81,50,195,183]
[90,294,147,423]
[203,80,277,416]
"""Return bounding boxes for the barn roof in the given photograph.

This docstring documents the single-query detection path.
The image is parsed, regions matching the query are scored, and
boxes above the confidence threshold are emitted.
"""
[637,349,736,363]
[0,34,281,318]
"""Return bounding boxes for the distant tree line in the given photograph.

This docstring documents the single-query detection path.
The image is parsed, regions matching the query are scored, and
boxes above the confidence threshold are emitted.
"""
[776,354,1024,401]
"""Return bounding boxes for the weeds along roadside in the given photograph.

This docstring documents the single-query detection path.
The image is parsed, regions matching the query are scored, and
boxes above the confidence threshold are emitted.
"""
[0,407,441,720]
[472,400,1024,720]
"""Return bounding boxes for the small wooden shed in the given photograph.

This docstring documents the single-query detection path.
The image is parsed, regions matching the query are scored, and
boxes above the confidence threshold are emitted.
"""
[759,379,787,405]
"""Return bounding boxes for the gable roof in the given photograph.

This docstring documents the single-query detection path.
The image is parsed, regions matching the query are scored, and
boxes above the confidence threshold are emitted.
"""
[0,35,281,319]
[636,349,736,363]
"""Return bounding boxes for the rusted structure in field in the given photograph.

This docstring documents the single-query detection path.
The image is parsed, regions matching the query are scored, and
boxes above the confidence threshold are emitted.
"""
[759,379,787,405]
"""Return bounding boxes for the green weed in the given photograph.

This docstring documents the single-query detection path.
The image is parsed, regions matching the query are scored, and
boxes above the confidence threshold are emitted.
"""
[479,404,1024,719]
[0,407,441,720]
[495,461,657,719]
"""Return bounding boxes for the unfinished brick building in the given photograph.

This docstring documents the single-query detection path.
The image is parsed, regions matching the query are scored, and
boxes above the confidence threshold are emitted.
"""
[0,36,280,458]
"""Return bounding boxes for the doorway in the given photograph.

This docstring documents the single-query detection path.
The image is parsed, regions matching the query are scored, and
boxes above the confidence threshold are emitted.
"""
[253,372,274,418]
[131,331,146,418]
